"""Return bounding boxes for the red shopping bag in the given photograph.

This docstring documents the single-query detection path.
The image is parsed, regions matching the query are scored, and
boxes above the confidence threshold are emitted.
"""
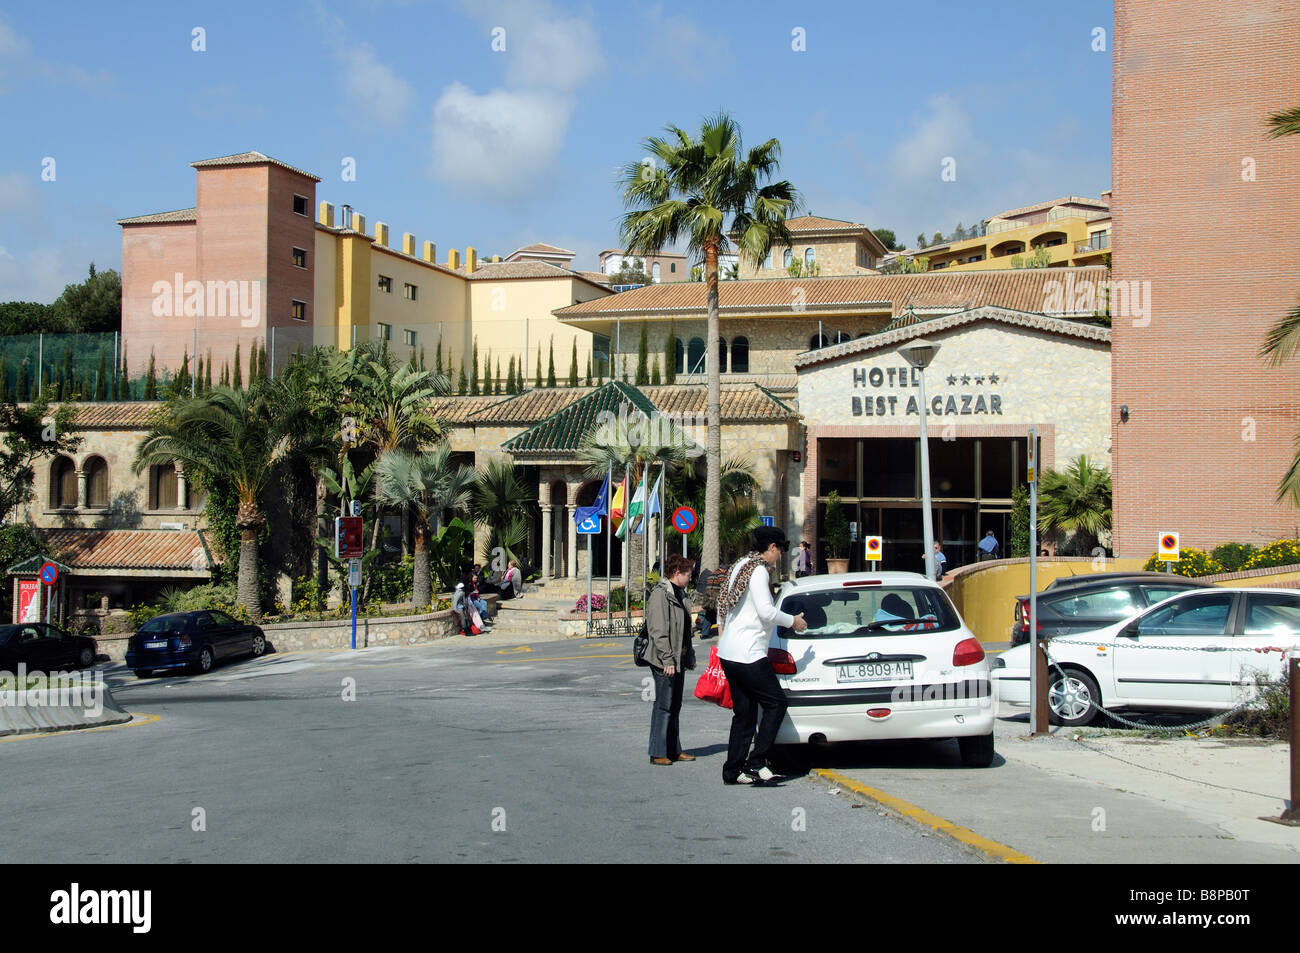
[693,645,733,709]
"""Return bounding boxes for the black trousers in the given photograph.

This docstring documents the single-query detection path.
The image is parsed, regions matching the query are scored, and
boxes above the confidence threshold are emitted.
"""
[719,657,788,780]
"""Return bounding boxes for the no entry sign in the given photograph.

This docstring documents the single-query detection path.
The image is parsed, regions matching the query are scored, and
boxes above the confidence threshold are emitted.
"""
[671,506,697,534]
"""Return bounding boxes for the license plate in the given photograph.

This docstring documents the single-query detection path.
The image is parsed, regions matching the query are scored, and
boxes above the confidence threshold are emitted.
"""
[837,661,912,683]
[145,641,167,649]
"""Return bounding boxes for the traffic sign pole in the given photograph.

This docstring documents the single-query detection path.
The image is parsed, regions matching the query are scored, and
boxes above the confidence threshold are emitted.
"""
[1028,428,1048,736]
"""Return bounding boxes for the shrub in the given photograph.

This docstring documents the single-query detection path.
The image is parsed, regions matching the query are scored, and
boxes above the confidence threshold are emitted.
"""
[1242,538,1300,572]
[126,604,162,631]
[1215,668,1289,740]
[369,555,414,604]
[1211,542,1257,572]
[1140,546,1223,577]
[575,593,607,613]
[608,587,644,612]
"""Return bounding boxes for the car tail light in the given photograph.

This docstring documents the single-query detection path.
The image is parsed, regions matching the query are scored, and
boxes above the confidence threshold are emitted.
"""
[768,648,797,674]
[176,635,192,649]
[867,708,891,718]
[952,637,985,666]
[842,579,882,587]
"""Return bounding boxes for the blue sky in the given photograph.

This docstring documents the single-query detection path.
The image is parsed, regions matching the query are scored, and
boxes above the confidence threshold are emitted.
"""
[0,0,1112,302]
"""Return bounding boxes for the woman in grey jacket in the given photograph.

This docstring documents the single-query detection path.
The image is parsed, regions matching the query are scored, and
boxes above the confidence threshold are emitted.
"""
[646,553,696,765]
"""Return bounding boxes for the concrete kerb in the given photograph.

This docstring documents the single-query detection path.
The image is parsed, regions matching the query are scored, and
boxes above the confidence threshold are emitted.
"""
[0,676,132,738]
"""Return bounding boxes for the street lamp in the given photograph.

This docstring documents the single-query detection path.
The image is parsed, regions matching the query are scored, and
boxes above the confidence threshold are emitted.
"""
[899,337,941,581]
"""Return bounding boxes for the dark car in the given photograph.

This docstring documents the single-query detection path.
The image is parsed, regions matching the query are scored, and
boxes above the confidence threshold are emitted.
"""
[1011,572,1212,645]
[0,622,98,673]
[126,610,266,677]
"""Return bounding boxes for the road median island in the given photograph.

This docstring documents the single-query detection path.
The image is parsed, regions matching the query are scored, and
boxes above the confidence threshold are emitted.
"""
[0,670,132,737]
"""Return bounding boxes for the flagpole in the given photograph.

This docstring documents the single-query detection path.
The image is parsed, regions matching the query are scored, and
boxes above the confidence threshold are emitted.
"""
[623,465,631,625]
[641,460,648,613]
[605,461,612,625]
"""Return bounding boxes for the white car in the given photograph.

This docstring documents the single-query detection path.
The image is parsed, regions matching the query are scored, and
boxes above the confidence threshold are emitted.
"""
[769,571,996,767]
[991,587,1298,727]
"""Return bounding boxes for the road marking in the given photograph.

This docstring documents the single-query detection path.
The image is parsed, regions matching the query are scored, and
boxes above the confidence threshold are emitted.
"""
[490,653,629,664]
[812,768,1040,865]
[495,646,534,655]
[0,711,161,743]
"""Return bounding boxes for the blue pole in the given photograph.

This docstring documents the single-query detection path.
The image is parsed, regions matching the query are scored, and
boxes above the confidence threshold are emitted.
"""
[351,586,358,650]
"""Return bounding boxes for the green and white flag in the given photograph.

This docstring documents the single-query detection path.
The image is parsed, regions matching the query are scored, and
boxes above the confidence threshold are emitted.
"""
[619,481,646,538]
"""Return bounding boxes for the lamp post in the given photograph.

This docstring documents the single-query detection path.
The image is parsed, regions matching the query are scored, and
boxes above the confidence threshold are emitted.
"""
[899,336,941,580]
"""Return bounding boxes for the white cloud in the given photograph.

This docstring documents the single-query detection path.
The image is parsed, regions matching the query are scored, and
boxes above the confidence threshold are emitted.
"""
[636,5,731,83]
[0,242,105,303]
[315,3,415,127]
[430,0,605,199]
[431,84,570,198]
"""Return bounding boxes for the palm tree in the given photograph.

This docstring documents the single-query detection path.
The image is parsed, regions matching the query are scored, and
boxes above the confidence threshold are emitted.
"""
[1037,455,1113,556]
[471,458,536,569]
[375,446,475,606]
[619,112,800,571]
[666,455,760,563]
[1259,104,1300,503]
[134,381,306,618]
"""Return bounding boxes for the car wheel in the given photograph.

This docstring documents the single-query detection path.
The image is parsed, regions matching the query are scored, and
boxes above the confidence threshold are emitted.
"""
[133,669,152,678]
[1048,668,1101,727]
[250,633,265,657]
[195,646,214,674]
[958,731,995,768]
[76,646,95,668]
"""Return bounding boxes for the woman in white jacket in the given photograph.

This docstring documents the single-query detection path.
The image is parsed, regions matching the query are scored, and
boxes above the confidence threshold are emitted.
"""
[715,526,807,785]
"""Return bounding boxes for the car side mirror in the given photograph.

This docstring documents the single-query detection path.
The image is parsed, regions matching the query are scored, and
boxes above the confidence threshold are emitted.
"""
[1120,622,1140,638]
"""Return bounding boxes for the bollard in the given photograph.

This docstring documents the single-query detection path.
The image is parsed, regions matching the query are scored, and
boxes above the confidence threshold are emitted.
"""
[1262,653,1299,826]
[1031,638,1050,735]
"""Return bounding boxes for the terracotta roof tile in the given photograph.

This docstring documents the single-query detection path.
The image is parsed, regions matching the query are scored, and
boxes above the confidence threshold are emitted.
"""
[34,529,213,572]
[32,402,169,429]
[507,242,576,257]
[555,267,1109,319]
[429,395,508,424]
[461,260,612,293]
[468,388,588,424]
[785,214,868,232]
[190,151,321,182]
[641,385,797,421]
[990,195,1109,219]
[116,208,197,226]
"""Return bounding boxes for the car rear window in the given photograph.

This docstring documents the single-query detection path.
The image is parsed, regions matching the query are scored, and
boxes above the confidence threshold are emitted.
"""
[778,586,960,637]
[137,616,189,635]
[1045,586,1140,618]
[1244,593,1300,636]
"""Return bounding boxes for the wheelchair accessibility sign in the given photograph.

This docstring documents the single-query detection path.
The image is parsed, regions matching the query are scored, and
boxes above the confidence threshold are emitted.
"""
[577,513,602,534]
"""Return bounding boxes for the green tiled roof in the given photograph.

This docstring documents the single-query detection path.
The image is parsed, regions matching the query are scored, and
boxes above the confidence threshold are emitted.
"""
[6,555,73,576]
[503,381,659,454]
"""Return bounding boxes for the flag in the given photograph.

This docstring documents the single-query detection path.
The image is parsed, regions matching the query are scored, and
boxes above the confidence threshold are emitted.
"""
[590,472,610,516]
[610,476,627,533]
[647,468,663,519]
[626,481,646,535]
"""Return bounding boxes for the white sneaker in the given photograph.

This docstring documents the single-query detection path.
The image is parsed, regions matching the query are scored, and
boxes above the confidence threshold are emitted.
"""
[754,764,775,782]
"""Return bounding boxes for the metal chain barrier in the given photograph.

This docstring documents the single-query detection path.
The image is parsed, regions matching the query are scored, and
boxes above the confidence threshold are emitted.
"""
[1038,639,1297,732]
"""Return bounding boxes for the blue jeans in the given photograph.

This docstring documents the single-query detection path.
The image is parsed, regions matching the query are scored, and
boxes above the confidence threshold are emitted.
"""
[648,669,685,759]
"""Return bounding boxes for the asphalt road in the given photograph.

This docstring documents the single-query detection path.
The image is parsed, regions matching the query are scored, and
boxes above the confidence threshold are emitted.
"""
[0,637,981,864]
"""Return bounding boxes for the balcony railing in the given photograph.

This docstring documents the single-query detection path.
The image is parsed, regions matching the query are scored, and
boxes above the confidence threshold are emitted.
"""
[1074,233,1110,253]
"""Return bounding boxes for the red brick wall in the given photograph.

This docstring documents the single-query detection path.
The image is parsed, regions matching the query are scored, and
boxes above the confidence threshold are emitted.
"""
[264,165,316,368]
[1112,1,1300,555]
[120,222,197,375]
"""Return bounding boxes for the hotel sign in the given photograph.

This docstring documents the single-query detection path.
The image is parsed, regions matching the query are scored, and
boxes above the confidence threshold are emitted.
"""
[848,365,1004,417]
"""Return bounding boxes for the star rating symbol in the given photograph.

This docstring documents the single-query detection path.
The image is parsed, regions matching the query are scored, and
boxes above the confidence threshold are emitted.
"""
[960,374,971,386]
[989,373,999,384]
[974,375,984,385]
[946,375,957,386]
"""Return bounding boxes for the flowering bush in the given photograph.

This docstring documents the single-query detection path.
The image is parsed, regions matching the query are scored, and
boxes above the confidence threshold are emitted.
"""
[1141,546,1223,577]
[575,593,607,613]
[1242,538,1300,572]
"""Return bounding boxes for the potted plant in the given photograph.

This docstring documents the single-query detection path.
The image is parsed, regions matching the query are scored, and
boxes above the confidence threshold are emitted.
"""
[823,491,852,574]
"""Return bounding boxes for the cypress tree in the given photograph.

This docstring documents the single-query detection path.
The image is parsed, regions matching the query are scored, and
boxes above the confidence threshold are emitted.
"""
[664,322,678,384]
[621,355,628,382]
[596,355,604,386]
[16,361,30,402]
[635,323,649,384]
[233,343,243,390]
[456,359,467,395]
[506,356,516,394]
[220,362,229,388]
[494,358,502,395]
[119,347,130,401]
[547,337,556,388]
[62,344,74,396]
[470,339,479,395]
[95,349,108,401]
[420,345,426,371]
[178,350,191,396]
[651,357,661,386]
[535,345,542,389]
[568,340,578,387]
[205,350,213,392]
[585,354,592,387]
[434,340,443,377]
[144,351,158,400]
[483,349,492,395]
[0,355,8,402]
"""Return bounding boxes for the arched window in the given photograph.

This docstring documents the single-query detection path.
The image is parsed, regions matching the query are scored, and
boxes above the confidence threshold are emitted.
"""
[150,463,178,510]
[783,249,793,268]
[50,456,76,508]
[717,338,728,374]
[686,337,706,374]
[84,456,109,508]
[674,338,685,374]
[835,330,851,344]
[805,246,816,266]
[730,336,750,373]
[651,262,661,282]
[809,333,829,350]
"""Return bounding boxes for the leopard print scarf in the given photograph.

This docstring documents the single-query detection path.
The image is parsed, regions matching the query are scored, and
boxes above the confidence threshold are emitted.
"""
[716,552,765,620]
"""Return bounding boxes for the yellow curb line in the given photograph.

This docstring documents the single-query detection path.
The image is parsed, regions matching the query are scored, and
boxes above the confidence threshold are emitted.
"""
[490,653,630,664]
[0,711,161,743]
[812,768,1041,864]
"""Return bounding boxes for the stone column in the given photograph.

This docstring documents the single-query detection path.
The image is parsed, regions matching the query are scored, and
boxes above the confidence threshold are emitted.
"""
[76,467,87,508]
[540,503,553,579]
[176,464,189,511]
[567,483,580,579]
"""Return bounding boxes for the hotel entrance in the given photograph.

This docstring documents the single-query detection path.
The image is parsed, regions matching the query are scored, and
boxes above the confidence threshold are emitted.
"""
[816,435,1027,573]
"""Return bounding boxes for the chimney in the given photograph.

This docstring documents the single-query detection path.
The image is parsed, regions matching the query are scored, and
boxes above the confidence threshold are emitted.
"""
[318,202,335,227]
[447,248,461,270]
[402,232,416,256]
[351,212,366,234]
[374,222,389,247]
[465,246,477,274]
[423,241,437,263]
[492,255,501,263]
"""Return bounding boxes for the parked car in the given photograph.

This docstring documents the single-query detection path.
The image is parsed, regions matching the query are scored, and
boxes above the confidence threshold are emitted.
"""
[993,587,1298,726]
[0,622,98,673]
[1010,572,1211,645]
[126,610,266,677]
[769,571,996,767]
